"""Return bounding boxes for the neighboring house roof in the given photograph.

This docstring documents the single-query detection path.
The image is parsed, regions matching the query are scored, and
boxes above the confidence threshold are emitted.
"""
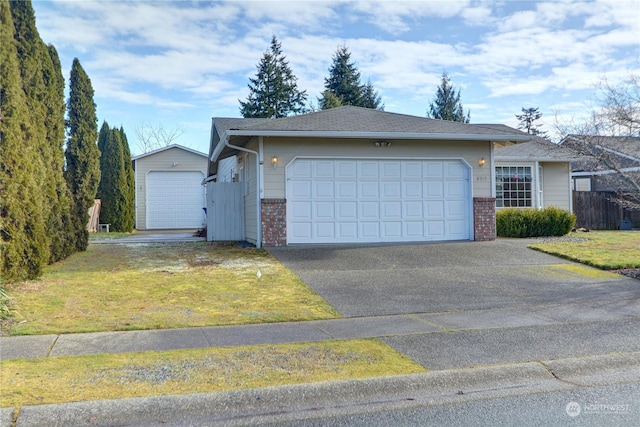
[209,106,532,163]
[132,144,207,161]
[495,138,577,162]
[560,135,640,176]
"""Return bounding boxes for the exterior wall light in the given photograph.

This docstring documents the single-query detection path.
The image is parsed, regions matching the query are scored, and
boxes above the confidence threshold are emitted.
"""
[478,157,486,168]
[271,156,279,168]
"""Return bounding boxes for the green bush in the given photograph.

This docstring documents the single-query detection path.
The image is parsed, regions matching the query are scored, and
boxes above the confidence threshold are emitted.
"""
[497,207,576,238]
[0,287,11,321]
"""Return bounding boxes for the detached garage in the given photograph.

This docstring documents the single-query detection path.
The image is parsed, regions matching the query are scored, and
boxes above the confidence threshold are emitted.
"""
[133,145,207,230]
[206,106,532,247]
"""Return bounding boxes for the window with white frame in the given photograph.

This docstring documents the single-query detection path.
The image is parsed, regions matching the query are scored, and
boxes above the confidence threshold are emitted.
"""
[496,166,532,207]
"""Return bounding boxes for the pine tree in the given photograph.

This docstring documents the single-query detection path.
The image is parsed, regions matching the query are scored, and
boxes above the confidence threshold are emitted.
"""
[322,45,362,108]
[516,107,546,136]
[360,79,384,110]
[239,36,307,118]
[0,0,49,281]
[321,45,383,110]
[65,58,101,251]
[427,72,470,123]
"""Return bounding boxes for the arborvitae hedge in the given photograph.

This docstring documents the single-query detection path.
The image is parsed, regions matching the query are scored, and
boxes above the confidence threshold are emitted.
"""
[65,58,101,251]
[1,0,49,281]
[97,124,134,232]
[496,207,576,238]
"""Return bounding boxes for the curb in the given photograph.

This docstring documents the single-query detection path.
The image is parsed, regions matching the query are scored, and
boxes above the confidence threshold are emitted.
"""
[7,351,640,427]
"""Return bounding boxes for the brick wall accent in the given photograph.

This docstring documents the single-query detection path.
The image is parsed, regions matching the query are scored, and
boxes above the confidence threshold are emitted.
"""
[261,199,286,247]
[474,197,496,241]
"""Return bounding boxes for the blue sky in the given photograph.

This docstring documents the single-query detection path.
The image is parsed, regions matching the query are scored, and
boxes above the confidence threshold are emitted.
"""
[32,0,639,155]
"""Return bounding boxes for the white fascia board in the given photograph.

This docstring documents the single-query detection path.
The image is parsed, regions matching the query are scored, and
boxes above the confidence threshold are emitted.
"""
[225,129,531,142]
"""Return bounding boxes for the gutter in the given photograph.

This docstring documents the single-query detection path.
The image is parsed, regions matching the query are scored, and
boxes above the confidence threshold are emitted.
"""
[224,129,531,142]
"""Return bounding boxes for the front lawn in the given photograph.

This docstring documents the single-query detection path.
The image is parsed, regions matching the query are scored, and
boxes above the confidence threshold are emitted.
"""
[528,230,640,270]
[1,339,425,408]
[1,242,339,336]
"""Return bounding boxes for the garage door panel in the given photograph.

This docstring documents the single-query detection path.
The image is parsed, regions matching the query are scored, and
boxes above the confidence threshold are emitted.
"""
[336,201,357,220]
[360,182,379,198]
[315,222,334,238]
[313,161,334,178]
[382,201,402,219]
[336,161,357,178]
[314,181,334,198]
[337,181,357,198]
[425,181,444,198]
[403,162,423,178]
[290,160,312,178]
[315,201,335,219]
[381,161,401,179]
[359,162,379,179]
[361,222,380,238]
[286,159,471,244]
[291,201,312,220]
[360,201,380,219]
[403,181,422,198]
[424,162,444,178]
[338,222,358,239]
[146,171,205,229]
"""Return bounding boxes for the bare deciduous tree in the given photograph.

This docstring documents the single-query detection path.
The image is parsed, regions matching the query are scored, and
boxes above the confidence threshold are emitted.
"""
[557,74,640,212]
[134,122,187,154]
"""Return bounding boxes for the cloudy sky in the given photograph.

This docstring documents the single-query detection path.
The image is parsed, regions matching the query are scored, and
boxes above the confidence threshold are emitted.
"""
[32,0,639,155]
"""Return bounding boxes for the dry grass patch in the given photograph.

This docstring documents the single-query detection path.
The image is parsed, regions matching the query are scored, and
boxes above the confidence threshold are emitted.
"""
[2,243,339,336]
[1,339,425,408]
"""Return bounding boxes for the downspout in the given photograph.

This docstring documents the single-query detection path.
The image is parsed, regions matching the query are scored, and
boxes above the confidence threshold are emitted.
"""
[535,160,541,209]
[221,135,263,248]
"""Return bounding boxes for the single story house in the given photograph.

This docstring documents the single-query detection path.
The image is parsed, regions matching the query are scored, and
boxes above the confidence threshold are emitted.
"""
[132,144,208,230]
[205,106,552,247]
[494,137,575,212]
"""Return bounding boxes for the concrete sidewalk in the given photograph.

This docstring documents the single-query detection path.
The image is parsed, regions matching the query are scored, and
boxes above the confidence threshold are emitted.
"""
[3,299,638,362]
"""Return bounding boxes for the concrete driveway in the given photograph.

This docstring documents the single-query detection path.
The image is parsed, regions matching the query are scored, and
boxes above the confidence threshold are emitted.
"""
[269,239,640,317]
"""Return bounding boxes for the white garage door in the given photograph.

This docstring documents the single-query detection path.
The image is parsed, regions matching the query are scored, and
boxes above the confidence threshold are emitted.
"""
[146,171,205,229]
[286,159,471,244]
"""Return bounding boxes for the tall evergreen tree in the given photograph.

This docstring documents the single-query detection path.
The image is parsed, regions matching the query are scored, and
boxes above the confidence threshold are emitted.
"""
[65,58,101,251]
[119,126,135,232]
[44,44,76,261]
[0,0,48,281]
[97,124,134,232]
[360,79,384,110]
[322,45,362,108]
[427,72,470,123]
[321,45,383,110]
[239,36,307,118]
[516,107,546,136]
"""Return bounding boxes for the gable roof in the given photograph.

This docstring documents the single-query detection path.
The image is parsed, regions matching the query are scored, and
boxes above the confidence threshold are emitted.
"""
[495,138,576,162]
[132,144,207,161]
[210,106,532,162]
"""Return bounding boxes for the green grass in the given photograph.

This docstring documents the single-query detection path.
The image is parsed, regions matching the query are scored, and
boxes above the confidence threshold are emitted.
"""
[1,243,339,336]
[528,231,640,270]
[0,339,425,408]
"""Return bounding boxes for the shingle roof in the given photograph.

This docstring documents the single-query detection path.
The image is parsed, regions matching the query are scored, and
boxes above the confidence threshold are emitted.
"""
[495,138,576,161]
[213,106,530,138]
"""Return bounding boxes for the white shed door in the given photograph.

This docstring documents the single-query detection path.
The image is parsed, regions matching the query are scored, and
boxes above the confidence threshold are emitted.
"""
[146,171,205,229]
[286,159,471,244]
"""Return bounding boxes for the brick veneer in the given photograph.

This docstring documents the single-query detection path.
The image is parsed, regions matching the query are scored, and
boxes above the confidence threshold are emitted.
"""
[261,199,286,247]
[473,197,496,241]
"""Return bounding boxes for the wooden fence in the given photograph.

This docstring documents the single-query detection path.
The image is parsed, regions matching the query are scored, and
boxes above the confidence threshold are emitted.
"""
[572,191,622,230]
